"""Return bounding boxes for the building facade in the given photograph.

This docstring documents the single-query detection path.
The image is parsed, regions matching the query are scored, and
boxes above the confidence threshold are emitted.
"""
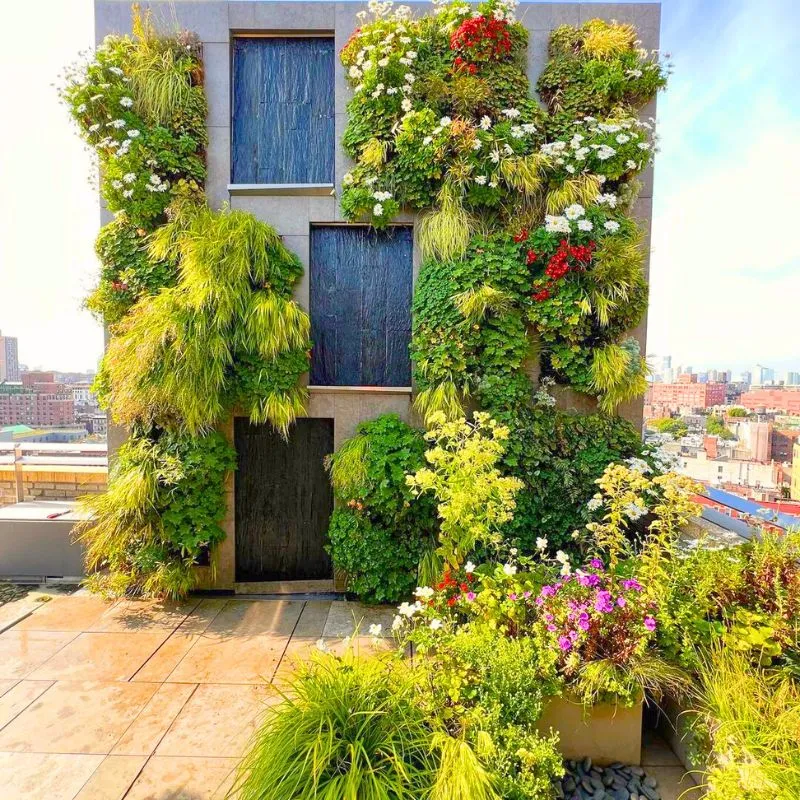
[0,331,20,383]
[740,387,800,414]
[95,0,661,590]
[646,379,726,415]
[0,392,75,427]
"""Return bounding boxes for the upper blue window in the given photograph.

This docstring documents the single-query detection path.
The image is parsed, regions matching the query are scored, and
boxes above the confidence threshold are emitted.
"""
[232,37,335,185]
[310,226,413,388]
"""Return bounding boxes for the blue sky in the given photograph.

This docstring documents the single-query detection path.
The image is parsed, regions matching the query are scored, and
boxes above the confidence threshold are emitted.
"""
[0,0,798,374]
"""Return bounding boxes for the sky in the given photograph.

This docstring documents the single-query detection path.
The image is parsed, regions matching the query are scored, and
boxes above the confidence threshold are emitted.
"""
[0,0,798,375]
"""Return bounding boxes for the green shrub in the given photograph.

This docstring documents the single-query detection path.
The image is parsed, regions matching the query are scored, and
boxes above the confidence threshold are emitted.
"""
[75,429,235,598]
[236,652,438,800]
[325,415,437,603]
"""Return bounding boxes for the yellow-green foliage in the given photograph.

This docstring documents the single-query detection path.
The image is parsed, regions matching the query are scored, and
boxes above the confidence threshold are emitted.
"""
[590,340,649,414]
[101,203,310,435]
[454,285,515,323]
[545,174,601,214]
[406,412,523,569]
[581,227,646,327]
[698,649,800,800]
[581,19,637,61]
[413,382,466,427]
[419,186,475,262]
[499,153,549,196]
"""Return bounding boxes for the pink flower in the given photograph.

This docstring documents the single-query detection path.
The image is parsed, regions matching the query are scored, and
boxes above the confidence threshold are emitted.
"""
[547,623,557,632]
[616,596,626,607]
[644,616,657,632]
[558,636,572,651]
[590,558,604,570]
[577,612,590,631]
[622,578,643,592]
[594,590,614,614]
[509,593,517,600]
[466,591,476,601]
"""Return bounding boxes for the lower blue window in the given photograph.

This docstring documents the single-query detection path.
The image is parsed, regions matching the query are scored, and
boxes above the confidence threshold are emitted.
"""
[310,226,413,387]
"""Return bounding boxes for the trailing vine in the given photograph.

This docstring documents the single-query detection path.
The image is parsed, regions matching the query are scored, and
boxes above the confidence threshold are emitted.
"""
[63,9,310,597]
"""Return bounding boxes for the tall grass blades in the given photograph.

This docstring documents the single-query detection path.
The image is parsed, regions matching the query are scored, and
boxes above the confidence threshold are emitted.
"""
[235,652,438,800]
[419,185,474,262]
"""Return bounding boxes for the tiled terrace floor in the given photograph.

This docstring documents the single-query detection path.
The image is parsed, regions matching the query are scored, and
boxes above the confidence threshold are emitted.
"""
[0,593,697,799]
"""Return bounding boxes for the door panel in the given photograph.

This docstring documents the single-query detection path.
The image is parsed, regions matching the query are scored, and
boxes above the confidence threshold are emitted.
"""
[234,418,334,582]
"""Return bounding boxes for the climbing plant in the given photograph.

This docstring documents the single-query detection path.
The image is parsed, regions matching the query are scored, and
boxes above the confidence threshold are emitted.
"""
[64,9,310,597]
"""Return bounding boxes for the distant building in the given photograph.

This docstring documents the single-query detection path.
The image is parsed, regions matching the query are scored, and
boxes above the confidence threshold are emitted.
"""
[752,364,775,386]
[784,371,800,386]
[0,331,20,382]
[738,371,752,386]
[90,413,108,437]
[771,429,800,463]
[678,451,781,493]
[0,389,75,427]
[739,387,800,415]
[72,383,96,407]
[793,442,800,501]
[647,381,727,414]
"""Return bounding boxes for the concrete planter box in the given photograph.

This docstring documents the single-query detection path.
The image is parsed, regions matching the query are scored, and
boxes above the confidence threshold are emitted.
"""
[536,695,643,766]
[0,501,87,580]
[656,693,706,786]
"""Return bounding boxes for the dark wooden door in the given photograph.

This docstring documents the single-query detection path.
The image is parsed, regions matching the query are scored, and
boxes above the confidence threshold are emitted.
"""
[235,418,334,582]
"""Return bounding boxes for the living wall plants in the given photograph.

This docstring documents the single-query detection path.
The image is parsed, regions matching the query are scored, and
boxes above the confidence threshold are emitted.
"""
[64,10,311,597]
[341,0,668,415]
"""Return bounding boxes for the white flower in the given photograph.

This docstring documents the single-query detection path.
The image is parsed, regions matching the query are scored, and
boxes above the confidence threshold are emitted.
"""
[625,501,648,521]
[510,126,524,138]
[587,496,603,511]
[122,189,133,198]
[475,175,487,185]
[422,136,433,145]
[522,123,537,134]
[414,586,435,599]
[315,638,329,652]
[127,129,140,138]
[439,116,452,126]
[510,548,518,556]
[565,165,576,174]
[555,550,570,564]
[76,103,87,113]
[472,139,482,151]
[503,143,514,155]
[111,180,123,189]
[603,220,621,233]
[638,142,651,150]
[560,563,572,577]
[493,8,505,20]
[626,68,643,78]
[577,219,593,231]
[564,203,585,220]
[89,94,103,102]
[626,159,637,170]
[373,203,384,216]
[108,66,124,76]
[398,601,422,618]
[108,119,126,129]
[596,192,618,208]
[400,84,413,94]
[429,618,443,630]
[368,623,383,637]
[404,73,415,83]
[88,123,100,132]
[616,133,630,144]
[544,215,570,233]
[401,98,412,111]
[342,172,355,186]
[536,537,548,551]
[122,172,136,184]
[465,561,476,574]
[392,615,404,630]
[479,115,492,130]
[501,108,521,119]
[148,174,162,185]
[503,563,517,576]
[596,144,616,160]
[119,97,133,108]
[406,50,417,59]
[489,149,500,164]
[349,65,362,79]
[488,180,498,188]
[378,57,389,67]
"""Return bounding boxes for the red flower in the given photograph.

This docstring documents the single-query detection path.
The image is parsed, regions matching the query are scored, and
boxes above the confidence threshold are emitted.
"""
[526,249,537,264]
[447,596,457,607]
[450,16,513,62]
[514,229,529,243]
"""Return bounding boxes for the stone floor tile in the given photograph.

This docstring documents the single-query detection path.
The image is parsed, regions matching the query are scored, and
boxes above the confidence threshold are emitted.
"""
[74,754,147,800]
[87,598,201,633]
[0,679,19,697]
[112,683,197,756]
[642,736,683,767]
[123,755,240,800]
[131,600,228,683]
[323,600,395,638]
[164,601,302,684]
[0,630,78,679]
[0,752,105,800]
[13,597,116,632]
[28,631,170,682]
[292,600,332,638]
[645,764,704,800]
[0,680,159,754]
[0,680,54,730]
[156,683,276,758]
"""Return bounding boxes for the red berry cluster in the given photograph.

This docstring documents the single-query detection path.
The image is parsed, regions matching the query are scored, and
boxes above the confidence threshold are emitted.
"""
[530,239,595,302]
[450,16,512,62]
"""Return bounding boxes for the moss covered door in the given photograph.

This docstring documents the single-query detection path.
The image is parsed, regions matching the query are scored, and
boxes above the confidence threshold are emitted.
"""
[234,418,334,582]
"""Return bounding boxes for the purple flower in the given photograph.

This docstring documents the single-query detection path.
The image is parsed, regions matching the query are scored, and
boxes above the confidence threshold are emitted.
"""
[568,630,578,641]
[579,573,601,588]
[523,591,532,599]
[590,558,604,570]
[547,623,558,632]
[617,596,626,608]
[577,612,590,631]
[622,579,643,592]
[594,590,614,614]
[466,591,476,601]
[543,612,554,622]
[644,616,657,632]
[558,636,572,651]
[509,593,518,601]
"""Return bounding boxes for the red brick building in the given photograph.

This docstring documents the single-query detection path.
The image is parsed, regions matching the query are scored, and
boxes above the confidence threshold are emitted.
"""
[740,387,800,414]
[646,380,727,414]
[0,393,75,426]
